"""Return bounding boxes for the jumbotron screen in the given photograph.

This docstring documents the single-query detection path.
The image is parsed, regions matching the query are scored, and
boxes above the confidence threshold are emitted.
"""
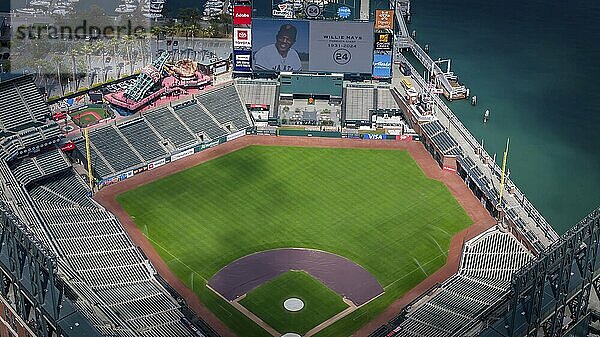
[251,18,374,74]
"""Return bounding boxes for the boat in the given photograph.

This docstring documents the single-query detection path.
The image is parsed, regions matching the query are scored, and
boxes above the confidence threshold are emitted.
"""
[115,4,136,13]
[150,3,163,12]
[143,12,163,18]
[30,0,51,7]
[15,7,37,14]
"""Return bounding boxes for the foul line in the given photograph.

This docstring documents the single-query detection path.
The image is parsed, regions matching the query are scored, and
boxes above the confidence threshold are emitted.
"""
[384,252,446,290]
[144,235,208,283]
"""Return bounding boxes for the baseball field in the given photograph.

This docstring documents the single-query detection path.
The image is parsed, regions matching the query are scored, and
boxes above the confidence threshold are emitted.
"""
[116,145,472,337]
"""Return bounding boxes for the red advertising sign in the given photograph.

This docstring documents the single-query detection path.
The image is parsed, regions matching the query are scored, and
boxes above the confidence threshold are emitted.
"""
[234,28,251,48]
[233,6,252,25]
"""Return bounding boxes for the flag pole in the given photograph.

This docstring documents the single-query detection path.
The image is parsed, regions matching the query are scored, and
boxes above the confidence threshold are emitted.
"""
[498,138,510,209]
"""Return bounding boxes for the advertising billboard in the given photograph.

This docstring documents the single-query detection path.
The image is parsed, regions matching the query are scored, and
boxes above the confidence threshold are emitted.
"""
[233,50,252,72]
[272,1,294,18]
[233,5,252,25]
[309,21,374,73]
[252,19,310,72]
[375,9,394,30]
[372,53,392,78]
[251,19,374,74]
[234,28,252,48]
[374,32,393,51]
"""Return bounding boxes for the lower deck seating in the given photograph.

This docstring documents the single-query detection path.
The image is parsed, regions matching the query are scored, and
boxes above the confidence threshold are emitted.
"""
[173,102,227,140]
[74,138,114,178]
[144,107,196,148]
[89,126,142,173]
[118,120,168,162]
[391,229,533,337]
[196,84,251,130]
[22,170,196,336]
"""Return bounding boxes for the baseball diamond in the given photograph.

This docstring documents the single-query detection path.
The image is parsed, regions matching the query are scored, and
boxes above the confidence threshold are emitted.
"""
[111,143,473,336]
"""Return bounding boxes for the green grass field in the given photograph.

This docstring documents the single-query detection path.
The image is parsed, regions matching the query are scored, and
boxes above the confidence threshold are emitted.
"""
[70,105,110,127]
[116,146,472,337]
[239,271,348,335]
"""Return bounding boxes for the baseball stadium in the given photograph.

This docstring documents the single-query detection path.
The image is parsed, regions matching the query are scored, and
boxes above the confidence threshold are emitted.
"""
[0,1,598,337]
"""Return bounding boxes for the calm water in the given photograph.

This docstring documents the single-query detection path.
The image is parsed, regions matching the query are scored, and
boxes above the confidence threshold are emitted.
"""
[409,0,600,233]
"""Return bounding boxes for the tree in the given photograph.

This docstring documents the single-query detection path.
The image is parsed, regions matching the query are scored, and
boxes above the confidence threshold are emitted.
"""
[51,55,64,96]
[123,34,136,74]
[80,43,94,85]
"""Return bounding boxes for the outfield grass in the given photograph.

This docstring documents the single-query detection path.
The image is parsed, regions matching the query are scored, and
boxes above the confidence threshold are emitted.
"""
[117,146,472,337]
[239,271,347,335]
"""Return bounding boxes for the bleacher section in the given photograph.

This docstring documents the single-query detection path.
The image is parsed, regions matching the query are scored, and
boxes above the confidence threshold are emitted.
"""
[345,85,375,122]
[236,79,278,115]
[377,88,399,109]
[172,102,227,140]
[75,84,252,180]
[74,137,114,178]
[0,75,47,131]
[88,126,143,173]
[390,228,532,337]
[144,106,197,148]
[196,84,252,131]
[118,119,168,162]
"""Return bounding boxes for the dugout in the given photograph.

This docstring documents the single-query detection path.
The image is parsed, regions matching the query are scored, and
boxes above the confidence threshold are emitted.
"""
[279,73,343,104]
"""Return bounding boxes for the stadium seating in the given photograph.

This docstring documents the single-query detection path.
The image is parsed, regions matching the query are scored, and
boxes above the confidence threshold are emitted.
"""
[376,88,399,109]
[35,149,71,176]
[16,79,49,121]
[118,119,168,162]
[392,228,532,337]
[88,126,143,173]
[345,86,375,122]
[173,101,227,140]
[236,79,278,115]
[144,106,197,148]
[73,85,252,180]
[10,158,42,185]
[74,138,115,178]
[26,171,198,337]
[0,76,204,336]
[0,86,36,130]
[0,76,47,131]
[196,84,251,131]
[9,150,72,187]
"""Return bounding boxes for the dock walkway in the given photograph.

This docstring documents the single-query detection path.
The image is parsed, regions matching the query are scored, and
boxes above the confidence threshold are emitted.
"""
[392,52,559,249]
[394,12,467,100]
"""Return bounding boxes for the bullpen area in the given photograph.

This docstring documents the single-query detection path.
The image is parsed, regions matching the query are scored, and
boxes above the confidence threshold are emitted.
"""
[114,145,473,337]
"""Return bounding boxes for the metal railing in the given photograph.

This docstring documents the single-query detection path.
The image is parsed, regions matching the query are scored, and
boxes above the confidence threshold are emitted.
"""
[396,52,559,244]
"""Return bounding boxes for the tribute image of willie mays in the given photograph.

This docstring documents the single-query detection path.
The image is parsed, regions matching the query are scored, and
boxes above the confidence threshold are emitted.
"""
[254,24,302,72]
